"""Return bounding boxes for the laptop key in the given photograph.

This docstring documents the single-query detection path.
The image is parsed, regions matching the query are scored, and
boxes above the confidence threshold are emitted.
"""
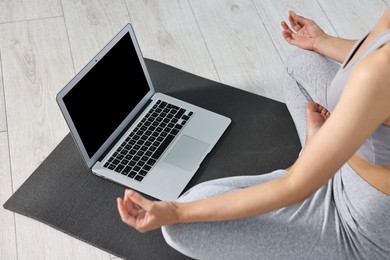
[170,128,179,136]
[137,160,145,167]
[147,158,156,166]
[152,134,175,160]
[174,109,185,119]
[122,166,132,175]
[159,101,167,108]
[112,159,120,166]
[128,171,137,178]
[139,170,148,176]
[134,175,144,181]
[115,164,124,173]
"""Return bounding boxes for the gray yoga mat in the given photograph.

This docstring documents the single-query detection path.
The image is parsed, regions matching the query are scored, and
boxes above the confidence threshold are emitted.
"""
[4,59,301,259]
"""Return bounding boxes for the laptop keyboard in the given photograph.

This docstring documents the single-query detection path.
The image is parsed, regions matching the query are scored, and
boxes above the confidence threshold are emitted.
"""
[103,100,193,182]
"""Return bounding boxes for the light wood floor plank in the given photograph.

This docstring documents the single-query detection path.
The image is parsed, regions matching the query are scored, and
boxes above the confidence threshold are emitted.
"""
[0,17,110,260]
[14,214,112,260]
[0,18,71,190]
[253,0,337,62]
[318,0,388,39]
[62,0,131,72]
[0,54,6,131]
[190,0,284,101]
[0,132,17,260]
[124,0,219,81]
[0,0,62,23]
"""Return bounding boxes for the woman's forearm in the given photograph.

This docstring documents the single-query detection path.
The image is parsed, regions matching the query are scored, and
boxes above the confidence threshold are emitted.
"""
[314,34,357,63]
[174,174,305,223]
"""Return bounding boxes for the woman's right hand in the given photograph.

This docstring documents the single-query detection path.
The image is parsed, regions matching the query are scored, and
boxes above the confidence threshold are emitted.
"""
[281,10,327,51]
[117,189,180,233]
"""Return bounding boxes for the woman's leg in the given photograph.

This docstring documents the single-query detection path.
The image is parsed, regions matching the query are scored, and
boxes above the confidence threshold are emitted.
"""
[162,170,343,259]
[283,49,340,146]
[333,163,390,259]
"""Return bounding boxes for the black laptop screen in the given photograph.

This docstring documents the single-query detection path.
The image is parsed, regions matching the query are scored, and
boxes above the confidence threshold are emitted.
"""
[63,32,150,157]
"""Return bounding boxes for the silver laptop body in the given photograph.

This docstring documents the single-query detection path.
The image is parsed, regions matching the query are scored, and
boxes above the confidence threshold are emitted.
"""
[57,24,231,200]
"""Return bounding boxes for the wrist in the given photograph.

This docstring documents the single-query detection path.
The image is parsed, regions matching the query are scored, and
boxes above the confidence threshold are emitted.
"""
[173,200,203,224]
[172,201,186,224]
[313,33,330,53]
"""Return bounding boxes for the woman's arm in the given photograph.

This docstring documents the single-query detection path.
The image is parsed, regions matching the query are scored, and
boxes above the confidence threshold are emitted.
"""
[281,11,357,63]
[177,47,390,223]
[313,35,357,64]
[118,48,390,232]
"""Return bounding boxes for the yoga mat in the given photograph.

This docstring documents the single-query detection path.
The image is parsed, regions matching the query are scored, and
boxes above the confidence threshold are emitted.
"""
[4,59,301,259]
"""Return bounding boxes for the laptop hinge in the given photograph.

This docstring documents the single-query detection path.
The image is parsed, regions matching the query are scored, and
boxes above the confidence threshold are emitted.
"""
[98,99,153,161]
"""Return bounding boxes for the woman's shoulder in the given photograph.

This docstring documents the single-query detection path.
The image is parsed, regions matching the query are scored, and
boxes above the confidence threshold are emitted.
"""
[374,9,390,32]
[346,43,390,124]
[354,43,390,86]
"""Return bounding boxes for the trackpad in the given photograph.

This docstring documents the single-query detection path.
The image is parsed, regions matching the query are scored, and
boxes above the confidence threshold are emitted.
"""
[165,135,210,171]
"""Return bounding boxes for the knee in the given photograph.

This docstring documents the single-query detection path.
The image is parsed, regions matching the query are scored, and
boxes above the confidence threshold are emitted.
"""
[161,225,179,250]
[285,49,325,78]
[162,224,195,257]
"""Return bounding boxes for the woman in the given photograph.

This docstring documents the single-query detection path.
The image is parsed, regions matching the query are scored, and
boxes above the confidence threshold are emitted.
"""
[117,10,390,259]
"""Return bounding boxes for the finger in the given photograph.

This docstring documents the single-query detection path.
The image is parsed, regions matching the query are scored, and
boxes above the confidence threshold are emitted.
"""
[291,11,309,28]
[126,189,154,211]
[123,190,142,216]
[281,21,290,31]
[281,24,296,44]
[281,21,294,36]
[123,190,136,213]
[289,11,301,32]
[282,32,296,46]
[117,197,136,226]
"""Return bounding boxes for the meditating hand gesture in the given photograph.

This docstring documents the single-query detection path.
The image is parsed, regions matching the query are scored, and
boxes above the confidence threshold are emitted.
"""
[281,10,327,51]
[117,189,179,232]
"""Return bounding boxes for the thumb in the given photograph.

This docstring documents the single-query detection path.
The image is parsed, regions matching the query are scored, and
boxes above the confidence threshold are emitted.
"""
[126,190,153,210]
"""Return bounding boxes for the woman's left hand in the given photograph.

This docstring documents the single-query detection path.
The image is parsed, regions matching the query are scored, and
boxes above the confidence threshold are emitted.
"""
[117,189,179,233]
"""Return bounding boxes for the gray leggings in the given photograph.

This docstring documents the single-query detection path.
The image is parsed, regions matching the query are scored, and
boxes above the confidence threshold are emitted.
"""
[161,50,390,259]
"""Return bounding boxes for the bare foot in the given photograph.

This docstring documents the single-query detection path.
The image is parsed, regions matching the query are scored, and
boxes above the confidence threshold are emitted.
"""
[306,102,330,143]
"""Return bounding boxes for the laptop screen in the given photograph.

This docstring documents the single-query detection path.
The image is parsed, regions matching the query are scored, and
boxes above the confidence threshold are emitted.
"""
[63,32,150,157]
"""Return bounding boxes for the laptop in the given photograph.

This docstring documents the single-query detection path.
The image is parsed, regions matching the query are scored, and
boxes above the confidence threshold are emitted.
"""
[56,24,231,200]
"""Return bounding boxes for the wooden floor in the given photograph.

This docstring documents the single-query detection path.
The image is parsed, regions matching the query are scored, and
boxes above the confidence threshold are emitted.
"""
[0,0,388,259]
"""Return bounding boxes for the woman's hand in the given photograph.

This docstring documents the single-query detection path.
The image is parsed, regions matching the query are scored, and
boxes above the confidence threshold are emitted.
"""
[117,189,179,233]
[281,10,327,51]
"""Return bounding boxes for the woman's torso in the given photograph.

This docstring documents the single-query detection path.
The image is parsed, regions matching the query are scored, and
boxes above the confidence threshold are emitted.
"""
[327,25,390,195]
